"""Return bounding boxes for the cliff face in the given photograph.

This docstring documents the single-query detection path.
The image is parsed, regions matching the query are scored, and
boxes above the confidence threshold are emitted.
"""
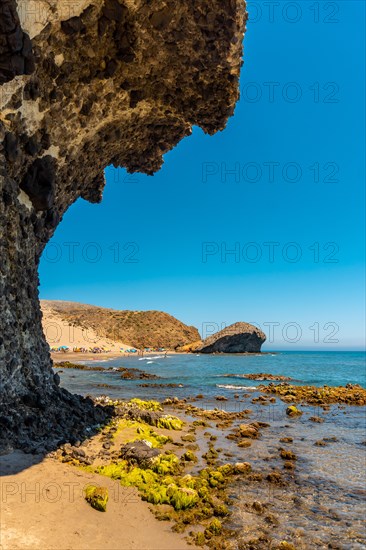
[197,322,266,353]
[0,0,246,449]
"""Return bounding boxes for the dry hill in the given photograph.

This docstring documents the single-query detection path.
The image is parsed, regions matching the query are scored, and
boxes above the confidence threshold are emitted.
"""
[41,300,200,350]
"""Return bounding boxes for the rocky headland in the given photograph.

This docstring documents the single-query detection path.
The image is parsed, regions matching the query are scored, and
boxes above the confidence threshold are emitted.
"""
[196,322,266,354]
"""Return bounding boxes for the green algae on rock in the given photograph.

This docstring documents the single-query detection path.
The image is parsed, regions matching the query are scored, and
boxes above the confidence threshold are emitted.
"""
[205,518,222,536]
[260,383,366,405]
[84,485,109,512]
[157,415,184,430]
[182,450,198,462]
[286,405,303,417]
[129,398,163,411]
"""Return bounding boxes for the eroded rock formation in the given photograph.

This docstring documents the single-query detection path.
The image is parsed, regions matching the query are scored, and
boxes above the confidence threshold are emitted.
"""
[0,0,246,449]
[197,322,266,353]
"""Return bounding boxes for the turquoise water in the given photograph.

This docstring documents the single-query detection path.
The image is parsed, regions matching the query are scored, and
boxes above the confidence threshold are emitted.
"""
[56,351,366,402]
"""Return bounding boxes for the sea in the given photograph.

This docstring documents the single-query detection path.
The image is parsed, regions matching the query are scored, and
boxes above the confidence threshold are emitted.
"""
[57,351,366,402]
[56,351,366,548]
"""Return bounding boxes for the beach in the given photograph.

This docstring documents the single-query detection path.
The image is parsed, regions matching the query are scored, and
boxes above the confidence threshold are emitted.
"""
[0,451,190,550]
[1,351,365,549]
[42,301,132,355]
[0,0,363,546]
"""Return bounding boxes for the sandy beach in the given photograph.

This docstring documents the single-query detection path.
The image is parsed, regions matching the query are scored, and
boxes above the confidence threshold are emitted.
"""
[0,451,190,550]
[42,302,132,354]
[50,350,180,363]
[51,351,127,362]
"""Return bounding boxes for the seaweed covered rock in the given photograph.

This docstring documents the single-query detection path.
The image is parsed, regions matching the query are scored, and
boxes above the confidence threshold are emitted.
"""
[260,383,366,405]
[84,485,109,512]
[286,405,303,417]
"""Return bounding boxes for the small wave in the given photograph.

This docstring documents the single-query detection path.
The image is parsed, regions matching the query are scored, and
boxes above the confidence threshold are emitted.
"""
[73,357,114,365]
[146,361,154,364]
[77,359,113,365]
[221,374,246,378]
[216,384,257,390]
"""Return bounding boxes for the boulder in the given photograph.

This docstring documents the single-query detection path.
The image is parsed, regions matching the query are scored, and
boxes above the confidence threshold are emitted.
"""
[119,440,161,468]
[239,423,259,438]
[234,462,252,474]
[286,405,303,417]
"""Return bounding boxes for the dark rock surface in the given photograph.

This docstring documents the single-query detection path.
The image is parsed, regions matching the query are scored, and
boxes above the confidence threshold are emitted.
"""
[0,0,246,451]
[0,0,35,84]
[197,322,266,353]
[53,361,160,379]
[119,440,161,467]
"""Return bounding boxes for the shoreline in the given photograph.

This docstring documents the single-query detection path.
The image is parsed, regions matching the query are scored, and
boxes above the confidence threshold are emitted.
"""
[50,350,275,362]
[1,384,365,549]
[50,350,181,362]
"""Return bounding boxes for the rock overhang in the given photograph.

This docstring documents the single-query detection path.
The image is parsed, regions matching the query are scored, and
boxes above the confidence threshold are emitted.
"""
[0,0,247,448]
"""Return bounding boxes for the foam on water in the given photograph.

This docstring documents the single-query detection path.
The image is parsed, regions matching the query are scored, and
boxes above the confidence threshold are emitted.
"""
[216,384,256,390]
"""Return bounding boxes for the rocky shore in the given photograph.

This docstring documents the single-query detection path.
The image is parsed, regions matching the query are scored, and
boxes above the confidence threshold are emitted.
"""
[2,381,365,549]
[224,373,293,382]
[259,382,366,406]
[55,361,160,380]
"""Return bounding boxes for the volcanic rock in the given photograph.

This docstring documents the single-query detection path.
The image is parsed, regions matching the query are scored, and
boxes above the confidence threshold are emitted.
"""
[0,0,246,451]
[119,440,161,468]
[197,322,266,353]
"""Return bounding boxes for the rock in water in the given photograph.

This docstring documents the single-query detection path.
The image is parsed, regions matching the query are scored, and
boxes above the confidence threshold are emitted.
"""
[0,0,247,451]
[197,322,266,353]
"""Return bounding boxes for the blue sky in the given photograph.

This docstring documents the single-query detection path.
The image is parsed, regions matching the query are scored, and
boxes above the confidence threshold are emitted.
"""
[39,1,365,350]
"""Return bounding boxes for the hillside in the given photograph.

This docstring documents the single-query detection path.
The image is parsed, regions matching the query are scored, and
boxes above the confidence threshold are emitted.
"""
[41,301,200,350]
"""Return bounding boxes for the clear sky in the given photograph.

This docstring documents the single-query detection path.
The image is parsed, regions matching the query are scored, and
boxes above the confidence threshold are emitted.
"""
[39,0,365,351]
